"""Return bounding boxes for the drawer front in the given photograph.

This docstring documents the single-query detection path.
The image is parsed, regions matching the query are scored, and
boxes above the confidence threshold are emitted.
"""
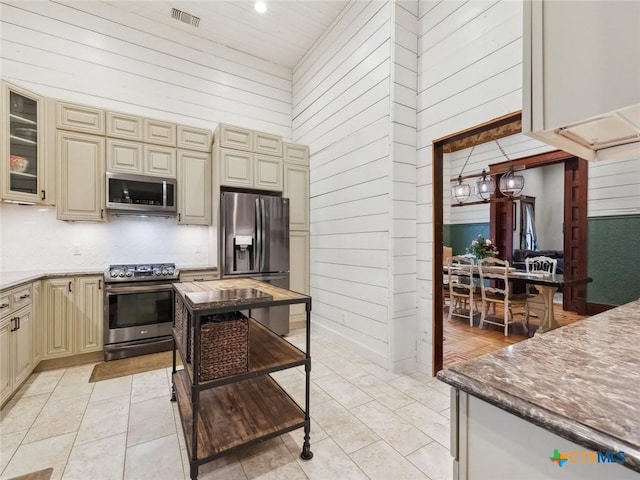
[11,285,32,312]
[179,271,219,282]
[218,125,252,151]
[107,112,144,141]
[177,125,212,152]
[254,132,283,157]
[0,293,10,319]
[144,119,176,147]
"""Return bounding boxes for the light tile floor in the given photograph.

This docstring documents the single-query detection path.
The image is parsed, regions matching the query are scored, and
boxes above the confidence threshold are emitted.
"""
[0,329,452,480]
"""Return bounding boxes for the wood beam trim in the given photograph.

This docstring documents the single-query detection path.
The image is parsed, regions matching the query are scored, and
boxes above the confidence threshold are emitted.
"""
[434,111,522,152]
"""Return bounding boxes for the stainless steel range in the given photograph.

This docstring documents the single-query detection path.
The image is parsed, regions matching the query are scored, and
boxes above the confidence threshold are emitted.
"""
[103,263,180,361]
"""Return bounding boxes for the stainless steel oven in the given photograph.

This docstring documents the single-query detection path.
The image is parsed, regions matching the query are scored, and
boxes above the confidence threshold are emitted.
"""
[103,263,179,360]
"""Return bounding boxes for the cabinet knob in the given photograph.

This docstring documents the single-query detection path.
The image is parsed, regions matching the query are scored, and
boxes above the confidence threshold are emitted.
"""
[68,281,72,293]
[101,209,104,219]
[41,189,46,200]
[0,303,9,309]
[19,294,30,300]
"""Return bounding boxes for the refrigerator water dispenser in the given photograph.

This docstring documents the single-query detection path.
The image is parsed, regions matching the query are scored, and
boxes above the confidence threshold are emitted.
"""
[233,235,254,272]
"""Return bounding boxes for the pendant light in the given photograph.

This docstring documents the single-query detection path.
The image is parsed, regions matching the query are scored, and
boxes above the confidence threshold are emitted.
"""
[451,146,474,204]
[496,140,525,197]
[475,170,495,200]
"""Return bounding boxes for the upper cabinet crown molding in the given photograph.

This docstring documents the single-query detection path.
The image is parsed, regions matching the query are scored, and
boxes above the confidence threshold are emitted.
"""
[56,101,105,135]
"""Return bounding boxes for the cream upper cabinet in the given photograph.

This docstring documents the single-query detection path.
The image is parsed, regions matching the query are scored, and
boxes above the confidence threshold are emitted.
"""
[144,118,176,147]
[220,148,253,188]
[107,139,143,174]
[218,124,252,151]
[107,111,143,141]
[289,231,310,327]
[254,131,283,156]
[284,164,309,231]
[75,276,103,354]
[177,125,212,152]
[1,81,52,205]
[56,101,105,135]
[57,131,106,222]
[284,143,309,166]
[255,155,283,191]
[177,150,211,225]
[144,145,176,177]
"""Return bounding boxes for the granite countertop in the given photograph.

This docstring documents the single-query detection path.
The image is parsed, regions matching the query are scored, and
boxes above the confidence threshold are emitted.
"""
[174,278,310,312]
[437,298,640,472]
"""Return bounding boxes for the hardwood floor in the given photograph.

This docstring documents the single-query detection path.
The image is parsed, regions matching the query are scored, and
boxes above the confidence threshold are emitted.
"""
[443,302,587,369]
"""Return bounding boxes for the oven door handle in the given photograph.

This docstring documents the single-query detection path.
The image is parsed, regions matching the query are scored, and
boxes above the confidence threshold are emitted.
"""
[105,284,175,295]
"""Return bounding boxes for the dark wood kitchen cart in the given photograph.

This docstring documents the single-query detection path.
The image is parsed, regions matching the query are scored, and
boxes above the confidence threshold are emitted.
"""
[171,279,312,480]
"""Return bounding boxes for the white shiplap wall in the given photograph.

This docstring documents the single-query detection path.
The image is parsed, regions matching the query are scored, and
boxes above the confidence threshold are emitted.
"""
[417,0,524,371]
[0,1,292,137]
[587,157,640,217]
[390,1,419,370]
[292,0,394,367]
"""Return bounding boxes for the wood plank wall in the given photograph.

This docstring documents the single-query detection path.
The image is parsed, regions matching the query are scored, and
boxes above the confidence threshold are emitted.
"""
[0,1,292,137]
[390,1,419,370]
[292,1,393,366]
[416,0,524,371]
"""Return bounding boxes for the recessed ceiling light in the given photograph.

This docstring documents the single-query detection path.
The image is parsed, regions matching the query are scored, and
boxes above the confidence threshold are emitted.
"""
[255,1,267,13]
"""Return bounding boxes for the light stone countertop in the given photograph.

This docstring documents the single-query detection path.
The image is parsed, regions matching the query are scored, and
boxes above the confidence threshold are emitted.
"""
[0,265,218,291]
[437,298,640,473]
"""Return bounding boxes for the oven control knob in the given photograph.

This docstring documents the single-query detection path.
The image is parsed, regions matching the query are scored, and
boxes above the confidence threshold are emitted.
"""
[118,271,125,277]
[153,268,161,276]
[110,270,118,278]
[161,269,168,275]
[125,271,133,277]
[166,267,175,275]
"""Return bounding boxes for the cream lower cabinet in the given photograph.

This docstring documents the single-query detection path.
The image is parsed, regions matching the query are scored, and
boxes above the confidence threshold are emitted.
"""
[0,283,35,406]
[32,281,42,365]
[177,150,211,225]
[57,132,105,222]
[43,276,103,359]
[289,231,310,327]
[179,270,219,282]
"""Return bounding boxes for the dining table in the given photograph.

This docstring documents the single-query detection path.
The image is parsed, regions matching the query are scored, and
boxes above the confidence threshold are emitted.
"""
[443,265,592,334]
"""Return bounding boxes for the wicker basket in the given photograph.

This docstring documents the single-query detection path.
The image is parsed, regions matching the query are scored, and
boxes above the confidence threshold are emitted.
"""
[196,312,249,382]
[175,294,249,382]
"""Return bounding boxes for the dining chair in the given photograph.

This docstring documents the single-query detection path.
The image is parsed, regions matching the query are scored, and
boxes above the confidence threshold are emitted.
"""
[478,257,530,336]
[525,256,558,324]
[447,255,476,326]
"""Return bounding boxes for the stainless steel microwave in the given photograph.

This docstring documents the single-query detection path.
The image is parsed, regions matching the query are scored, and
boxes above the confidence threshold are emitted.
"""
[106,172,177,215]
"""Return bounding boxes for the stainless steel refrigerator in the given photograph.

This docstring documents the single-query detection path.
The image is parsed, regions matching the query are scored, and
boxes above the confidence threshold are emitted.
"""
[220,190,290,335]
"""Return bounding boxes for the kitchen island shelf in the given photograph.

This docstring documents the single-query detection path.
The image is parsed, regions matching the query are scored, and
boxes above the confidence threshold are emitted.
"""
[171,278,313,480]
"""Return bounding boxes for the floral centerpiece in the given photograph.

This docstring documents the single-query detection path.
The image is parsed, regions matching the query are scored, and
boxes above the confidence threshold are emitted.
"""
[469,235,499,259]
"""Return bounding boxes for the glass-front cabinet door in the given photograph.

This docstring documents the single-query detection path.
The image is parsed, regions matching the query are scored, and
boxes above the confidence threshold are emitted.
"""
[1,81,45,203]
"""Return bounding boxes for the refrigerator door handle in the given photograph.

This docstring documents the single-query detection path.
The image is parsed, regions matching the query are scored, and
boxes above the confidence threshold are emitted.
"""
[255,198,262,272]
[260,198,267,271]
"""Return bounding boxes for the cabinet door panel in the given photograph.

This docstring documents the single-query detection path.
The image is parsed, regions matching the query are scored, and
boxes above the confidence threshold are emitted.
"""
[107,139,143,174]
[13,306,32,386]
[42,279,73,359]
[57,132,105,222]
[144,145,176,178]
[218,125,252,151]
[254,155,283,191]
[56,102,105,135]
[177,125,212,152]
[76,277,103,354]
[220,149,253,187]
[0,318,12,405]
[254,132,283,156]
[107,112,143,141]
[144,119,176,146]
[32,281,42,365]
[284,165,309,230]
[178,151,211,225]
[283,143,309,166]
[289,232,310,327]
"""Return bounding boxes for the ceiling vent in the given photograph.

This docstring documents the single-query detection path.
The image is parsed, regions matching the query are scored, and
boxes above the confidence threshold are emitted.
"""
[171,8,200,27]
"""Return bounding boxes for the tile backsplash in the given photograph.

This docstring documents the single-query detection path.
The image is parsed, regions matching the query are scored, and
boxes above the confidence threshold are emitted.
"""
[0,203,215,271]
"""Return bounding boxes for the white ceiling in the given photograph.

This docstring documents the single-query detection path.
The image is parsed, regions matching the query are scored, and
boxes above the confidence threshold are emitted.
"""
[103,1,350,69]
